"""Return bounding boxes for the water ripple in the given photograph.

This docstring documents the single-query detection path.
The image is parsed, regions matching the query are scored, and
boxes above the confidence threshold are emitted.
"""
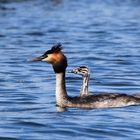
[0,0,140,139]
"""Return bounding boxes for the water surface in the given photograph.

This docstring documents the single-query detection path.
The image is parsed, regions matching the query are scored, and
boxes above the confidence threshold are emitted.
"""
[0,0,140,139]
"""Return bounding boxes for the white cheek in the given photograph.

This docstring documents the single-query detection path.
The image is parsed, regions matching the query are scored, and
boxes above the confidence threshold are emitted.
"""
[42,57,53,63]
[42,58,48,61]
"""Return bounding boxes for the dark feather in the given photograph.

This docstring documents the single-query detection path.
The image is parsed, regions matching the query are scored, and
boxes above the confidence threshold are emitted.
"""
[51,43,62,52]
[43,43,62,56]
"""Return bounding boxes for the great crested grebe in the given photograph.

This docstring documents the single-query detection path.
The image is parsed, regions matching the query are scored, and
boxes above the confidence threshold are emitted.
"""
[70,66,140,99]
[31,43,140,109]
[69,66,90,96]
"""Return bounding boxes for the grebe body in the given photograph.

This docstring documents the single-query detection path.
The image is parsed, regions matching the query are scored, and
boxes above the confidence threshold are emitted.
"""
[31,43,140,109]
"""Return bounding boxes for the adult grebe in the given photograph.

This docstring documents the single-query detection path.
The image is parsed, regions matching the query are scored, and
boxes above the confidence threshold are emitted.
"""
[31,43,140,108]
[69,66,90,96]
[70,66,140,99]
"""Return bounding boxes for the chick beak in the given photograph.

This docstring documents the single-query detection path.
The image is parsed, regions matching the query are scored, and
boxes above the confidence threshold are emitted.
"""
[67,70,76,74]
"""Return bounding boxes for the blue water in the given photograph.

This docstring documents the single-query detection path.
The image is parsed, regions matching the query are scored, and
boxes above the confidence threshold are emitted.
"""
[0,0,140,139]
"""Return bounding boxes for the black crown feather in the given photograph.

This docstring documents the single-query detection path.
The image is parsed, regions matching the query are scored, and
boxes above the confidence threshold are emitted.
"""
[51,43,62,53]
[43,43,62,56]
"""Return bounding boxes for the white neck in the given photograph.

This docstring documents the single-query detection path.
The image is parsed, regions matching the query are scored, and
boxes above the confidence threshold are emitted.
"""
[80,74,90,96]
[55,72,68,106]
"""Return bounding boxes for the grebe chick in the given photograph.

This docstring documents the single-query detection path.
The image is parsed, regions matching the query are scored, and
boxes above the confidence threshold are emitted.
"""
[69,66,90,97]
[31,43,140,109]
[71,66,140,99]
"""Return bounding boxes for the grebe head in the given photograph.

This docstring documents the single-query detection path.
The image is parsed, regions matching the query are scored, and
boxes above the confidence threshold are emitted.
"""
[31,43,67,73]
[70,66,90,77]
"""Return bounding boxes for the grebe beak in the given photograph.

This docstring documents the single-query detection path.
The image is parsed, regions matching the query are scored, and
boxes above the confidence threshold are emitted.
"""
[29,55,45,62]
